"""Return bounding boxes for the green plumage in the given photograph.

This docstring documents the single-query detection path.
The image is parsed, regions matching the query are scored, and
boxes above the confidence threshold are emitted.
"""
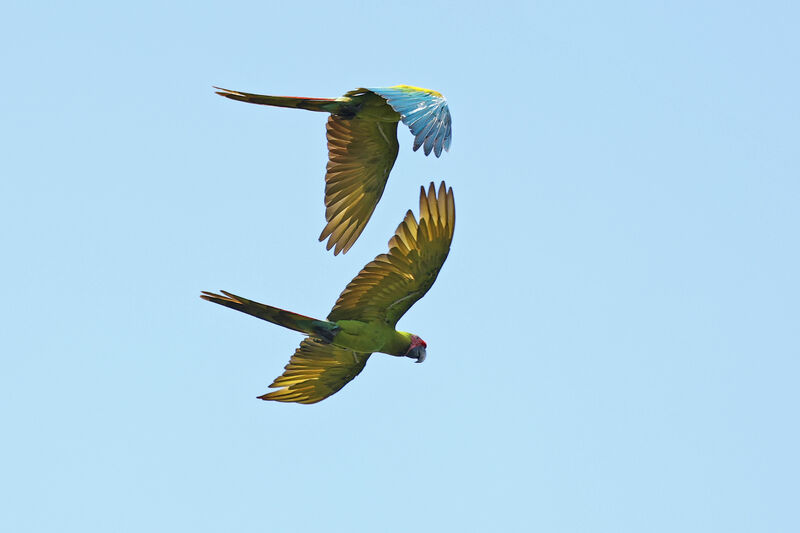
[213,85,448,254]
[202,182,455,404]
[200,291,412,355]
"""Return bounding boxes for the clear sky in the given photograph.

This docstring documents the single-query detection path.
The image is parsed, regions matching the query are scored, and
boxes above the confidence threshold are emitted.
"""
[2,1,798,532]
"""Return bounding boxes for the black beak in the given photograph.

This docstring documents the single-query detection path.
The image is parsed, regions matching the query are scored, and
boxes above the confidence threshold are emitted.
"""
[407,345,426,363]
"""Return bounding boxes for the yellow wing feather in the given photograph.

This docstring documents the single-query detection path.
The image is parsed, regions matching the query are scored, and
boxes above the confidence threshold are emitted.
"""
[327,182,455,326]
[319,98,400,255]
[259,338,371,404]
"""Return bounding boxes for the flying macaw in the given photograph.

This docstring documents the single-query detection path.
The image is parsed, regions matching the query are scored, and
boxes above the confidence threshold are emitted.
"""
[215,85,452,255]
[202,181,455,404]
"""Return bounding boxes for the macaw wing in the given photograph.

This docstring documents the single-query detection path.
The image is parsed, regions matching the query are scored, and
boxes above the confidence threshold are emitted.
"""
[368,87,452,157]
[260,338,371,404]
[319,115,400,255]
[327,182,455,327]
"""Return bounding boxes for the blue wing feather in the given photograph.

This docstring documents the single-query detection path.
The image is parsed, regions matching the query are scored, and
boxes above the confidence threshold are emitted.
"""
[367,87,452,157]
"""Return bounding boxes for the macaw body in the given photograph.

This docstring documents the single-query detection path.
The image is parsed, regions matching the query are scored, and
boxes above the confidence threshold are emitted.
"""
[202,182,455,404]
[216,85,452,254]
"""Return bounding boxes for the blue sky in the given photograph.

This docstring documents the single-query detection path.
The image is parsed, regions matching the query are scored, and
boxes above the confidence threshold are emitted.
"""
[2,1,798,531]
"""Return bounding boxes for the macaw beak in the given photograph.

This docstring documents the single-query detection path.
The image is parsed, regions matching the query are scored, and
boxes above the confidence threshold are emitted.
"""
[407,345,426,363]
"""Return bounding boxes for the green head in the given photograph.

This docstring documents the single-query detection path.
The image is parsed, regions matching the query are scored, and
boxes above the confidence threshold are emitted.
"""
[398,331,427,363]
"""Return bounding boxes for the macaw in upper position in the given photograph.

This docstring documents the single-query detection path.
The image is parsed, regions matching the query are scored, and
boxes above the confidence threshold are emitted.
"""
[202,181,455,404]
[215,85,452,255]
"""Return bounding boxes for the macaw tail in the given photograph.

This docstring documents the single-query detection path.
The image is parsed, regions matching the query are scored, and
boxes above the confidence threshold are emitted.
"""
[214,86,345,114]
[201,290,339,342]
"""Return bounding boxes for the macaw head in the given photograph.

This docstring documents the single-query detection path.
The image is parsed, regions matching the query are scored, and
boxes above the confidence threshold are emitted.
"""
[406,335,427,363]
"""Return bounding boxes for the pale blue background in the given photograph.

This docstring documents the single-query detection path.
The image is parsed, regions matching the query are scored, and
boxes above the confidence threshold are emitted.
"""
[2,2,798,532]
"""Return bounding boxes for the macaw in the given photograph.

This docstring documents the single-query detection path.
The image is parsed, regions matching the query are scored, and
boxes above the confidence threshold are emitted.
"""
[202,182,455,404]
[215,85,452,255]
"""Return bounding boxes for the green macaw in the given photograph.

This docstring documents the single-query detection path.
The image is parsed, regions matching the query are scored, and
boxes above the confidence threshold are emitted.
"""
[202,182,455,404]
[215,85,452,255]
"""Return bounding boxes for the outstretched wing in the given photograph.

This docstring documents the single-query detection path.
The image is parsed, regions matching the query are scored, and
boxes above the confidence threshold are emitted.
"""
[368,86,452,157]
[319,113,400,255]
[327,182,455,327]
[260,338,371,404]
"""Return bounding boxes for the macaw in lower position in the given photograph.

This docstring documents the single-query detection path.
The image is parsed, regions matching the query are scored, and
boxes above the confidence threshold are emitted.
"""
[202,182,455,404]
[215,84,452,255]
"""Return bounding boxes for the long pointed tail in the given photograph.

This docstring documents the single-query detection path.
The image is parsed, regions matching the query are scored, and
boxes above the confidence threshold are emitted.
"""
[214,86,345,113]
[201,290,338,341]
